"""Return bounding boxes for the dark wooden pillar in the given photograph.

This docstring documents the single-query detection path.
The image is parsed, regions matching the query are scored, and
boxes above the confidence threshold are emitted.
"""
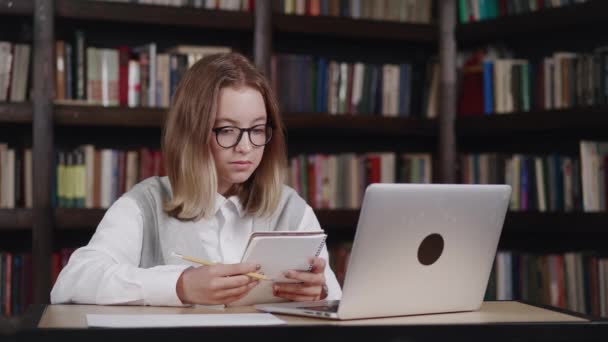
[254,0,272,76]
[32,0,55,304]
[438,0,457,183]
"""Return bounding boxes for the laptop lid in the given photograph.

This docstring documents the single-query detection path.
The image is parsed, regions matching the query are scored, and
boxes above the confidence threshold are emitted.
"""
[336,183,511,320]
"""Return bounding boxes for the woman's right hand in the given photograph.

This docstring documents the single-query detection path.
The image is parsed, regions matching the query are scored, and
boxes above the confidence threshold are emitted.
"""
[176,263,260,305]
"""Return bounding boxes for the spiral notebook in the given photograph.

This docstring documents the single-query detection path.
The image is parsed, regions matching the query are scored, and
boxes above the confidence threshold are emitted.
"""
[227,231,327,307]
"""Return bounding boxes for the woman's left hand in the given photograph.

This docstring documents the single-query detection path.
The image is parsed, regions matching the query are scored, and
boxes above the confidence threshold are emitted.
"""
[273,257,327,302]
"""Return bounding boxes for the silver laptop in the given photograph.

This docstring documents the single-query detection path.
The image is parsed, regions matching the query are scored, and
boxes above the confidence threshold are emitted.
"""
[255,183,512,320]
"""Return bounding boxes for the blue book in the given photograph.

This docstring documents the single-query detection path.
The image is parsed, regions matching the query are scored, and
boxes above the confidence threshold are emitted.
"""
[483,60,494,115]
[399,63,412,117]
[520,155,529,210]
[321,0,328,16]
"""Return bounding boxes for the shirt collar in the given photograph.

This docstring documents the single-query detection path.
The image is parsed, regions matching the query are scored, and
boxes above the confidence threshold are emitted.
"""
[214,193,245,218]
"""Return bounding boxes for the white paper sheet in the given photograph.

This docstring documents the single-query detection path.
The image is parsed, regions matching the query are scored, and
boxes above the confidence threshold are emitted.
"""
[86,313,287,328]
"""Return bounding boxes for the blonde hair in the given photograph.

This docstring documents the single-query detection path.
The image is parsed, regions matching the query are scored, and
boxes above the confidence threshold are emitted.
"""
[162,53,286,220]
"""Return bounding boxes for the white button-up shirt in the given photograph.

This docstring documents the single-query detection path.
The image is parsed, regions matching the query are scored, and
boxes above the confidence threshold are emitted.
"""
[50,194,342,306]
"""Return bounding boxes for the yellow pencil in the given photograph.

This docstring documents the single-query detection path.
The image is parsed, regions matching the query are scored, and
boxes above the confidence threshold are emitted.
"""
[171,252,269,281]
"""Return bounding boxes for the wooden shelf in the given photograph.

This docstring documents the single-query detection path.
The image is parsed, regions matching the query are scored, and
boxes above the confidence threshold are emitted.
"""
[51,208,608,236]
[0,102,33,123]
[55,0,253,30]
[274,14,437,43]
[285,114,437,137]
[456,106,608,137]
[457,0,605,45]
[54,104,166,127]
[0,209,33,230]
[55,208,105,230]
[54,105,437,136]
[0,0,33,16]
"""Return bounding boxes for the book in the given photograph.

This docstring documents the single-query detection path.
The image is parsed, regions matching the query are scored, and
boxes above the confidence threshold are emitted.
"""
[227,231,327,307]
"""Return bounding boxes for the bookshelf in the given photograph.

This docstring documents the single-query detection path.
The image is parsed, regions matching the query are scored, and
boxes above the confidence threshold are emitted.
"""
[456,0,608,46]
[455,0,608,317]
[0,209,33,230]
[0,0,443,311]
[274,14,437,42]
[54,104,438,135]
[1,0,606,321]
[0,0,33,16]
[457,107,608,136]
[0,103,33,124]
[55,0,253,30]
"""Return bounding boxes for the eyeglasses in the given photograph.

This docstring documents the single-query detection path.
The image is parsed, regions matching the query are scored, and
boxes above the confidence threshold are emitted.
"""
[211,124,273,148]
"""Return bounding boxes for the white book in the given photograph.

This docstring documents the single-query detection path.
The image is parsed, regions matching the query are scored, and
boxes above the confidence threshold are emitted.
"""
[128,60,140,107]
[338,63,348,114]
[351,63,364,113]
[496,252,506,300]
[535,157,547,212]
[564,253,577,311]
[100,149,114,208]
[0,143,7,207]
[5,149,15,208]
[382,65,391,116]
[580,141,598,211]
[295,0,306,15]
[328,61,339,115]
[101,49,119,107]
[380,153,396,183]
[125,151,139,192]
[0,42,12,102]
[226,231,327,307]
[82,144,95,208]
[24,149,32,208]
[426,63,439,118]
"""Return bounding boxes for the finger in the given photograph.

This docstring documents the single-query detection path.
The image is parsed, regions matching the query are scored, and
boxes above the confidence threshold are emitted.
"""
[215,281,258,299]
[210,263,260,277]
[275,291,317,302]
[224,287,254,304]
[209,274,254,291]
[309,257,326,274]
[284,270,325,285]
[273,283,321,297]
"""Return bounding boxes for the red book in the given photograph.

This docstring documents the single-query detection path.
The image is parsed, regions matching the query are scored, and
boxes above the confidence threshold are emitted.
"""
[458,51,484,117]
[151,150,161,176]
[309,0,320,16]
[139,148,149,180]
[499,0,507,17]
[118,46,130,107]
[366,155,381,185]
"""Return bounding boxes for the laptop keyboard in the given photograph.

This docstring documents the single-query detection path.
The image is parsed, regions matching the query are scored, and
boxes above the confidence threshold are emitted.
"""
[296,304,339,313]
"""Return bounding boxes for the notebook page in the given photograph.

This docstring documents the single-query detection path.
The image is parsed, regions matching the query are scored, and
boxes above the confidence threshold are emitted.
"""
[227,232,327,307]
[86,313,286,327]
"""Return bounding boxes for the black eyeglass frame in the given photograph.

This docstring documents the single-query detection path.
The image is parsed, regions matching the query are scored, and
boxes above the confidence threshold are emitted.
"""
[211,124,273,148]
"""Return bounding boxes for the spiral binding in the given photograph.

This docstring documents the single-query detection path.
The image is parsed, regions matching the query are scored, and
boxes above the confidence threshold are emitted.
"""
[307,234,327,271]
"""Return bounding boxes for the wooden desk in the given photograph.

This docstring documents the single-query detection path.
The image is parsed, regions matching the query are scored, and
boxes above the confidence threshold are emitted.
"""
[18,301,608,342]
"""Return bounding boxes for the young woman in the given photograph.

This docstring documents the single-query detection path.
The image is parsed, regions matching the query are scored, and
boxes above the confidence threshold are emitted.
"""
[51,53,341,306]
